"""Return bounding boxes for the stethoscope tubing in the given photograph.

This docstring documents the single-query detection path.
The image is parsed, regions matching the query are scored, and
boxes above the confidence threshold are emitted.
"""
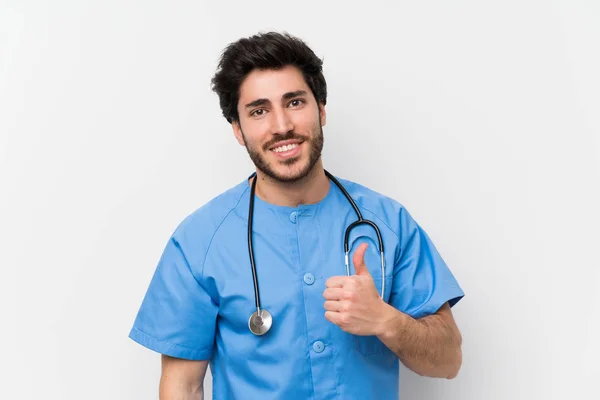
[247,170,385,335]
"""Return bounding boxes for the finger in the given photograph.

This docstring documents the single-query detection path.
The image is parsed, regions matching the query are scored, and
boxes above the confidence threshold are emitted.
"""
[325,276,351,288]
[322,287,345,300]
[324,310,341,325]
[353,242,370,276]
[323,300,343,312]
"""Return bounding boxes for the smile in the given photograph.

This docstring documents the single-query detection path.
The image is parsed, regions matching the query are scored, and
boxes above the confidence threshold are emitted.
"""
[272,143,299,153]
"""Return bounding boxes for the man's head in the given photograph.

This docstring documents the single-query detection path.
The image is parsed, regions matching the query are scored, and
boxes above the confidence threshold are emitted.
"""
[211,32,327,183]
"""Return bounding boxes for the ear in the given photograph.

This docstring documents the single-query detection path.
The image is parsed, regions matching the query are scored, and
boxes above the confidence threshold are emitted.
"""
[232,120,246,146]
[319,103,327,127]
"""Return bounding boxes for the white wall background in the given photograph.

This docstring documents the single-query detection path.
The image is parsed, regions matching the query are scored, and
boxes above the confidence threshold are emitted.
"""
[1,1,599,399]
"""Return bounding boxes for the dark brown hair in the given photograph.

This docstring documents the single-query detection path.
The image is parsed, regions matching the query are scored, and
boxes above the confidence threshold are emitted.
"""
[211,31,327,124]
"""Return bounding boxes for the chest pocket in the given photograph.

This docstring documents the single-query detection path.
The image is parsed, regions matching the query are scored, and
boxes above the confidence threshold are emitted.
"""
[346,231,394,356]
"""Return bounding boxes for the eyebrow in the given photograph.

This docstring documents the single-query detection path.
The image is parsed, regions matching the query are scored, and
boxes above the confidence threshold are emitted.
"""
[244,90,308,109]
[282,90,307,100]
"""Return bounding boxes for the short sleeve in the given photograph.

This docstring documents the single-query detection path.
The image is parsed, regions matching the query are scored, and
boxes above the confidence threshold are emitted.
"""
[389,208,464,319]
[128,236,218,360]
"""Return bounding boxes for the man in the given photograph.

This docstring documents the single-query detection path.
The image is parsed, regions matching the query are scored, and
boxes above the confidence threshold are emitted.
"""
[129,31,464,399]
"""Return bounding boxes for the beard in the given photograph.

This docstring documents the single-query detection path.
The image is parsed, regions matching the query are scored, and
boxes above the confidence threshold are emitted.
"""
[241,121,324,184]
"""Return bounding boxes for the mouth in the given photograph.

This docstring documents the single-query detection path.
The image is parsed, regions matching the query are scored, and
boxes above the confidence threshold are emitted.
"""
[269,140,303,159]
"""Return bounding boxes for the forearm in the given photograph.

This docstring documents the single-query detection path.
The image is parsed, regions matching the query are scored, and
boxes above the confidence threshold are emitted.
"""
[159,376,203,400]
[159,356,207,400]
[375,303,462,379]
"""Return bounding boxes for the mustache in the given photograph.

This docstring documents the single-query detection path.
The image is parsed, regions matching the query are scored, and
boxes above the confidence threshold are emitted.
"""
[262,131,308,151]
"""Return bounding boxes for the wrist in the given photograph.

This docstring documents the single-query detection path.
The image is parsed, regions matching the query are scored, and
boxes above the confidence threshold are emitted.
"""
[375,302,407,339]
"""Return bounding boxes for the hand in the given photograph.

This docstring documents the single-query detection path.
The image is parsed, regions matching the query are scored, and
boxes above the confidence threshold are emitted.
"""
[323,243,387,336]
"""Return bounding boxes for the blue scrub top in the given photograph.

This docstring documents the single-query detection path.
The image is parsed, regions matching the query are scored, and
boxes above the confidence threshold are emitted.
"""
[129,175,464,399]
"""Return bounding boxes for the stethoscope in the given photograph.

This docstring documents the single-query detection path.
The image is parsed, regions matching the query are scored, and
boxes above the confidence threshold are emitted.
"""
[247,170,385,335]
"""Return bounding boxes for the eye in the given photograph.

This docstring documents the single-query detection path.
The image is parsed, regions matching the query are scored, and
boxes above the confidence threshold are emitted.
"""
[250,109,266,117]
[288,99,305,108]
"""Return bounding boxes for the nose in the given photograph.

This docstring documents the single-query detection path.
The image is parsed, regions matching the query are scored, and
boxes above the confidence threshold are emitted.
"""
[271,108,294,135]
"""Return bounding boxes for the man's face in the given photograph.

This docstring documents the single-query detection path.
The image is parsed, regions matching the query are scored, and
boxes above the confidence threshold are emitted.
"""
[232,65,326,183]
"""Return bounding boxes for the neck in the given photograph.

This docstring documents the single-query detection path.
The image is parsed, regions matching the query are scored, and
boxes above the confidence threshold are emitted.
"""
[251,160,330,207]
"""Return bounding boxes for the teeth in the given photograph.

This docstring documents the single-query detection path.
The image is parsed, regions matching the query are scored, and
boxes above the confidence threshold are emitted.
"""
[273,143,298,153]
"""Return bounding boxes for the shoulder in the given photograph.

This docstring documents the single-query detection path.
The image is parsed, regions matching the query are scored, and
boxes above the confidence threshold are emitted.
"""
[177,180,249,235]
[334,175,405,216]
[333,175,412,235]
[169,179,250,264]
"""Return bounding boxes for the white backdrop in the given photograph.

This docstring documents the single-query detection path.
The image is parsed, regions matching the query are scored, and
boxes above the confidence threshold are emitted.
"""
[1,1,599,399]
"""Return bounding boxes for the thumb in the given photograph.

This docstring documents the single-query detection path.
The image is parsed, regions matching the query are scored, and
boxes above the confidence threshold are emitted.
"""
[352,243,370,276]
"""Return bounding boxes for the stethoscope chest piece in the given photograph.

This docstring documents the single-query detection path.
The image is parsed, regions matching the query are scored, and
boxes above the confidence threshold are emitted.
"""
[248,309,273,336]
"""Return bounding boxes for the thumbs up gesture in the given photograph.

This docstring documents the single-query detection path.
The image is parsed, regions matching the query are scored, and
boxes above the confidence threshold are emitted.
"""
[352,242,372,277]
[323,243,387,336]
